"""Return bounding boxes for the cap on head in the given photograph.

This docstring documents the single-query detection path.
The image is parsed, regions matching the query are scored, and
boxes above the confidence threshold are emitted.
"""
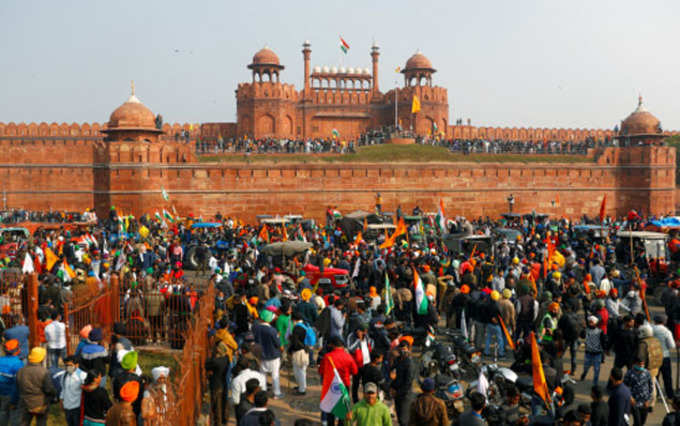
[421,377,435,392]
[364,382,378,394]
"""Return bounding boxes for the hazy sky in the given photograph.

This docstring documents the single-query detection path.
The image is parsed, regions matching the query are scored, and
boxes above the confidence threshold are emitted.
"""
[1,0,679,130]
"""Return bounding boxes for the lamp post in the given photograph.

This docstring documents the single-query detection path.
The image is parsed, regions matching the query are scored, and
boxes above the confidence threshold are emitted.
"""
[507,194,515,213]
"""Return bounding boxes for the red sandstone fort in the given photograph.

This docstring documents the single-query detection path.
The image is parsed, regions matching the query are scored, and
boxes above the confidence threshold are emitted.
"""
[0,42,678,220]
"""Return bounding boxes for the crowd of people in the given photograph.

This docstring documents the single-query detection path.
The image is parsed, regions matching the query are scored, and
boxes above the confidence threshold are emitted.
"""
[2,206,680,425]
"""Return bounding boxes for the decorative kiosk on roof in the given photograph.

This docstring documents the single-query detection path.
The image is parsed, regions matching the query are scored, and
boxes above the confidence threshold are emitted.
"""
[617,95,664,145]
[101,82,163,142]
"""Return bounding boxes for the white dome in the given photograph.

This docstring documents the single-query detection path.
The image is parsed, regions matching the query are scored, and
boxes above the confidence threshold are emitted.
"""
[331,66,338,73]
[322,66,330,73]
[313,66,321,73]
[339,67,346,73]
[363,68,371,75]
[347,67,354,74]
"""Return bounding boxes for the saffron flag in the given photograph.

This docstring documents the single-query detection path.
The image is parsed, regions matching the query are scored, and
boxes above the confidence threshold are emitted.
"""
[413,268,428,315]
[320,358,351,418]
[411,95,421,114]
[45,247,59,271]
[530,332,551,406]
[62,260,76,280]
[353,231,364,246]
[339,36,350,54]
[435,199,446,233]
[259,225,270,243]
[498,315,515,350]
[384,274,394,315]
[599,194,607,223]
[282,226,288,242]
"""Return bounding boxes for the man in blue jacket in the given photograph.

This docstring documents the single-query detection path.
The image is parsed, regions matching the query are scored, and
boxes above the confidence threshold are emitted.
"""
[252,309,283,399]
[4,317,29,361]
[0,339,24,425]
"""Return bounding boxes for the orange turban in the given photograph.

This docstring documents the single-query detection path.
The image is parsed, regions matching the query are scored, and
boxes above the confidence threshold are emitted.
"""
[460,285,470,294]
[369,286,378,297]
[120,380,140,402]
[4,339,18,354]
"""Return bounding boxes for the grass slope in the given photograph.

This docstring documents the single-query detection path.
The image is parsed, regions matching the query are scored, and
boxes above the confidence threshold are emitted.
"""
[199,144,590,164]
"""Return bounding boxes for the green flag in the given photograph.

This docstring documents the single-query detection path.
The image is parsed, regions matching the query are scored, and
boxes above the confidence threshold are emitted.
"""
[385,275,394,315]
[161,187,169,201]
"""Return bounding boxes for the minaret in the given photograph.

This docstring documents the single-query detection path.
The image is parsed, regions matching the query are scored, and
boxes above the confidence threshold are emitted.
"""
[303,40,311,93]
[371,42,380,94]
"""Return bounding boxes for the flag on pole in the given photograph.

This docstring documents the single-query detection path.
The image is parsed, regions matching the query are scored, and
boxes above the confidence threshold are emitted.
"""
[435,199,446,233]
[339,36,350,54]
[530,332,551,406]
[45,247,59,271]
[433,122,438,133]
[599,194,607,223]
[162,209,174,223]
[461,309,468,340]
[161,187,169,201]
[331,129,340,138]
[353,231,364,246]
[413,268,428,315]
[411,95,421,113]
[22,253,34,274]
[477,370,490,401]
[385,274,394,315]
[320,358,351,418]
[282,226,288,242]
[258,225,270,243]
[498,315,516,350]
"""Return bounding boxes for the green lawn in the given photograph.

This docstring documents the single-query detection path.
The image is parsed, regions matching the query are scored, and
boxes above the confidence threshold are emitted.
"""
[199,144,591,164]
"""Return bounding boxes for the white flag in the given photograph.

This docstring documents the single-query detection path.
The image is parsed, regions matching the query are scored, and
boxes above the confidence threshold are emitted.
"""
[477,371,489,402]
[461,309,468,340]
[22,253,34,274]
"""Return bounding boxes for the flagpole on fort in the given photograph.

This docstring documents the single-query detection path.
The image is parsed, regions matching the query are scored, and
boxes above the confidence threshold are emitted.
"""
[394,80,398,132]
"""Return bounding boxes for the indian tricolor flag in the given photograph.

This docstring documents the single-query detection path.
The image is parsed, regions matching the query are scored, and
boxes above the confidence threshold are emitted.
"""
[413,268,428,315]
[436,199,446,233]
[320,361,351,419]
[339,36,350,54]
[162,209,174,223]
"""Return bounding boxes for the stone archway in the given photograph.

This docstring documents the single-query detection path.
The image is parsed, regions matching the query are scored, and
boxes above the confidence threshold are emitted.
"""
[258,114,275,136]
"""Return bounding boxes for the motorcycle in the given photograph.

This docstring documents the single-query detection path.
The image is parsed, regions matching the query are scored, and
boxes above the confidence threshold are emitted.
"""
[442,328,483,378]
[419,340,460,378]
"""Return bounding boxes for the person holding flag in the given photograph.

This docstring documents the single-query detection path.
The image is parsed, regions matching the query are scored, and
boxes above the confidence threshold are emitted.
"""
[319,336,357,426]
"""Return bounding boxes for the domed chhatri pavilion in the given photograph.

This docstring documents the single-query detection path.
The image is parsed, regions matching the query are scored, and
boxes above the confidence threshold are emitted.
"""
[618,95,665,145]
[235,41,449,139]
[101,82,163,142]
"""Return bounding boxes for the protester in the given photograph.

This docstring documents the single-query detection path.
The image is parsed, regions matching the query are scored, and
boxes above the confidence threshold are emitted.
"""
[60,356,88,426]
[16,347,56,426]
[0,339,22,425]
[347,382,391,426]
[106,380,139,426]
[407,377,448,426]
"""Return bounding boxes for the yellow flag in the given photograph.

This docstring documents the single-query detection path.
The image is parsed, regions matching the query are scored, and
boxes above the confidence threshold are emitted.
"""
[411,95,421,113]
[62,260,76,279]
[139,225,150,239]
[45,247,59,271]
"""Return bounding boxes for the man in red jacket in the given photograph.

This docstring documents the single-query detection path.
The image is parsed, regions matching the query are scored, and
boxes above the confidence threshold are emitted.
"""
[319,336,358,426]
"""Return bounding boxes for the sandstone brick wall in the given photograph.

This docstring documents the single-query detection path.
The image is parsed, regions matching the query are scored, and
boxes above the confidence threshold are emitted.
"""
[0,137,673,222]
